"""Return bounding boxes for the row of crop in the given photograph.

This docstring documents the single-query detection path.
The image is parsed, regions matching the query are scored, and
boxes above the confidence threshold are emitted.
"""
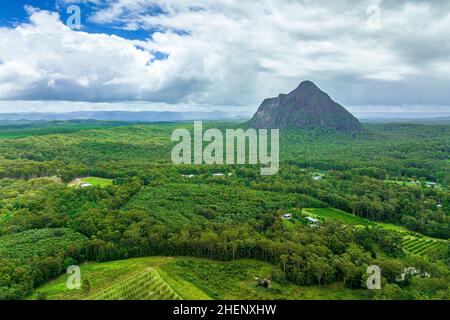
[403,238,422,249]
[405,239,432,251]
[402,237,446,256]
[89,270,154,299]
[89,270,156,300]
[120,270,182,300]
[409,240,433,251]
[400,231,425,239]
[92,272,161,300]
[88,268,182,300]
[124,277,168,300]
[403,238,417,247]
[414,241,445,256]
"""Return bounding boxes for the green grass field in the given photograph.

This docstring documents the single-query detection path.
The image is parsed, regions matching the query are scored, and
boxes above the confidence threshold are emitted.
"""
[29,257,371,300]
[68,177,114,187]
[80,177,114,187]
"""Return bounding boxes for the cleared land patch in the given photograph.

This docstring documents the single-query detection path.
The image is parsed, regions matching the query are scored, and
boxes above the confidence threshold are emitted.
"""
[303,208,373,226]
[68,177,113,187]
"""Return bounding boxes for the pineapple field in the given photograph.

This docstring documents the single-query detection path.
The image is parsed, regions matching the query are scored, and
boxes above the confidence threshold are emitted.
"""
[88,268,182,301]
[402,236,447,256]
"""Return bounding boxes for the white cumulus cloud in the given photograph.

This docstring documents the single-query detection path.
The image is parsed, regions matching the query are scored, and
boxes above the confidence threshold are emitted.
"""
[1,0,450,113]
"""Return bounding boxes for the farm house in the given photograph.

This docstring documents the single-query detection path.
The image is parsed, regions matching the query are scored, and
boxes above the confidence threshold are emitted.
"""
[281,214,293,220]
[80,183,93,188]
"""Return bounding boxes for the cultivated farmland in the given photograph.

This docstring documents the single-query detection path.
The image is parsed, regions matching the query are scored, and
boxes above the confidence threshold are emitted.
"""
[88,268,181,300]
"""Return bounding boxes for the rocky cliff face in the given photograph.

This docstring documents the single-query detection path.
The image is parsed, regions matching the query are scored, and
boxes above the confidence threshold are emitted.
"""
[248,81,362,132]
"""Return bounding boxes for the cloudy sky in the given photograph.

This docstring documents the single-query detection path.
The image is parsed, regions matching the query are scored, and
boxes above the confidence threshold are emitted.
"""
[0,0,450,117]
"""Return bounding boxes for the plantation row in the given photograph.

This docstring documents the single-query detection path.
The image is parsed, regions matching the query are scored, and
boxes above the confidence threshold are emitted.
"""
[403,237,447,256]
[88,268,182,300]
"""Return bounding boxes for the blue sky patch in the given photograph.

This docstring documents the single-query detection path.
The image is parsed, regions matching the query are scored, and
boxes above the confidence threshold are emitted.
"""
[0,0,161,41]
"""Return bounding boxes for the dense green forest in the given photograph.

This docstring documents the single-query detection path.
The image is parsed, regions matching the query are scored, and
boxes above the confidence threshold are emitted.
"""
[0,120,448,300]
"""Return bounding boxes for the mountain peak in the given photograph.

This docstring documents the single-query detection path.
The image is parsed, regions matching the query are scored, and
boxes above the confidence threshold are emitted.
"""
[290,80,326,95]
[248,81,362,132]
[296,80,319,90]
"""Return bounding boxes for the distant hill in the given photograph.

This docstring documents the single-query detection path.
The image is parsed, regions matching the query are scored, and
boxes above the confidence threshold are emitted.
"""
[360,115,450,124]
[248,81,362,132]
[0,111,247,122]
